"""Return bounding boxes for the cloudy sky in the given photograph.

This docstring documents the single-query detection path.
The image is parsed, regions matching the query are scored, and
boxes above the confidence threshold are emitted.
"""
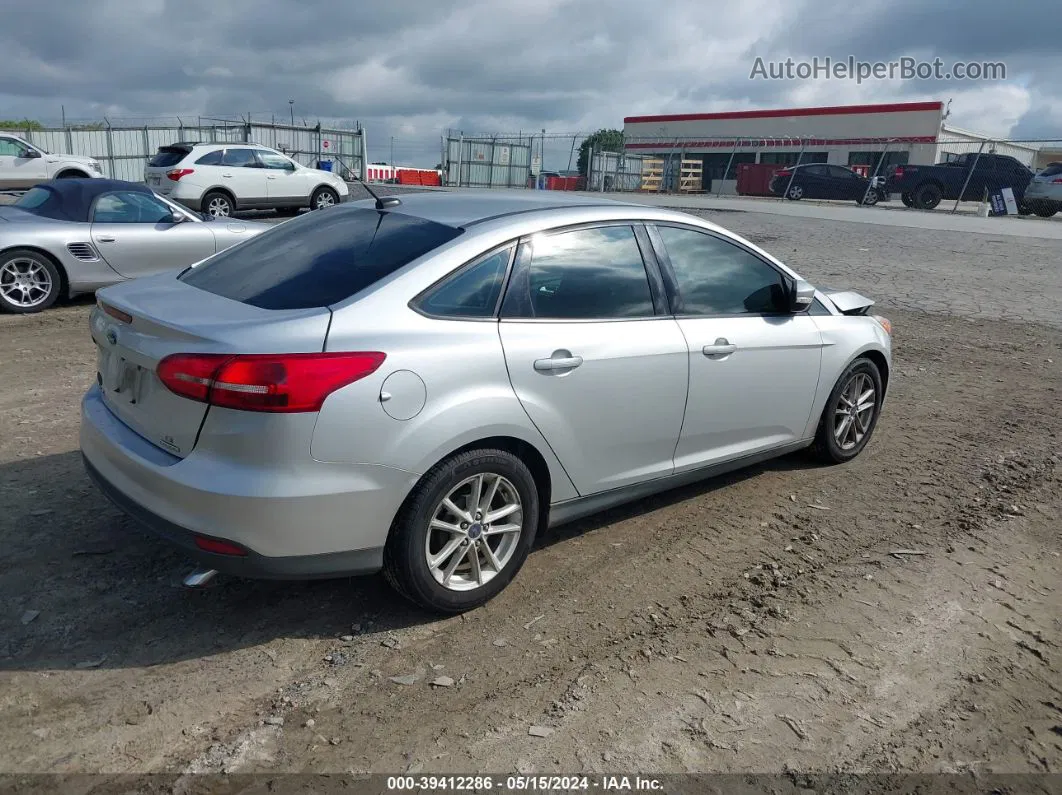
[2,0,1059,167]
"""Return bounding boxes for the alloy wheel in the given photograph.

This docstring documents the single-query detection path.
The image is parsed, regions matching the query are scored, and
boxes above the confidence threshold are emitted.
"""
[207,196,231,217]
[0,257,52,309]
[424,473,523,591]
[833,372,876,451]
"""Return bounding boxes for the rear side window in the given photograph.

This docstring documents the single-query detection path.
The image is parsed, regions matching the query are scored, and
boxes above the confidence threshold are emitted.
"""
[148,148,189,168]
[1040,163,1062,177]
[501,225,655,320]
[222,149,259,167]
[180,207,464,310]
[14,186,51,210]
[413,246,512,318]
[195,150,223,165]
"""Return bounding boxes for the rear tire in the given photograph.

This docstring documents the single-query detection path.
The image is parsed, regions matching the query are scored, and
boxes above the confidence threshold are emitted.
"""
[810,357,884,464]
[1033,201,1060,218]
[383,448,540,614]
[311,186,339,210]
[786,184,804,200]
[0,248,62,314]
[913,183,942,210]
[202,190,234,218]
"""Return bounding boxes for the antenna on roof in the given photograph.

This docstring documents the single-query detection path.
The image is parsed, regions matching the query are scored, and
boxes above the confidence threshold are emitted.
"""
[350,173,401,210]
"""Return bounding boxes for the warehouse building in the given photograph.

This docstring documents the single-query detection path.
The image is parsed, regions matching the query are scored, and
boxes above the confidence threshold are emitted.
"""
[622,101,1041,193]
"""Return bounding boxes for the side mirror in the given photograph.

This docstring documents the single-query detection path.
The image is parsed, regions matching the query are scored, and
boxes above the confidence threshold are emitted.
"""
[168,211,186,224]
[20,149,42,159]
[789,279,816,313]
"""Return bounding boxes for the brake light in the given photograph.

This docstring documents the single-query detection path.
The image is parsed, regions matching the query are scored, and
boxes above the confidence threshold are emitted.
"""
[893,166,905,177]
[1052,178,1062,184]
[775,169,792,178]
[97,299,132,324]
[156,352,386,412]
[166,168,195,181]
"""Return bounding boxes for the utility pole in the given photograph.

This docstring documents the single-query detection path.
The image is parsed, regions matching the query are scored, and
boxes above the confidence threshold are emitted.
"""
[390,136,394,169]
[288,99,295,127]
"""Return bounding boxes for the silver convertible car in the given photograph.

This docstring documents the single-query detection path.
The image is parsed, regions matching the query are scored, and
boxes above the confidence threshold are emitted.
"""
[0,178,268,313]
[81,192,892,613]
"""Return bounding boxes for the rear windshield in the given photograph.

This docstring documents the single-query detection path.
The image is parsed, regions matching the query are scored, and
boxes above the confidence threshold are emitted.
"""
[148,147,190,168]
[14,186,74,220]
[1040,162,1062,177]
[179,206,464,310]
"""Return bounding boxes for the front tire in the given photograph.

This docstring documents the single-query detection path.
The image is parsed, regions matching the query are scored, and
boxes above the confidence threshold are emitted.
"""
[0,248,62,314]
[311,186,339,210]
[859,189,880,206]
[202,190,234,218]
[811,357,884,464]
[383,448,540,613]
[55,169,88,179]
[901,192,914,207]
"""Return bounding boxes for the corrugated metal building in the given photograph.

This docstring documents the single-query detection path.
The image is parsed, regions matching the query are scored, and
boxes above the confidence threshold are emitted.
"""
[623,101,1039,193]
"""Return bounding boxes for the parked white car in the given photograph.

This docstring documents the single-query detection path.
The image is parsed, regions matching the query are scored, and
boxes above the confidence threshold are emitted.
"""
[144,142,350,218]
[0,134,104,190]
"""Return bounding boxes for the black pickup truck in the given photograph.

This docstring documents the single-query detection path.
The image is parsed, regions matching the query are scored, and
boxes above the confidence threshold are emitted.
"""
[886,153,1034,211]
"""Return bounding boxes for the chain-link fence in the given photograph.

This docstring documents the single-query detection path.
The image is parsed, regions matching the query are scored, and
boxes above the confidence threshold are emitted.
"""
[1,116,367,183]
[441,129,1062,216]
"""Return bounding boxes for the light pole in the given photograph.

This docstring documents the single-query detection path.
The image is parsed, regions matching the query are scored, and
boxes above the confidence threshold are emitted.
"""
[288,99,295,127]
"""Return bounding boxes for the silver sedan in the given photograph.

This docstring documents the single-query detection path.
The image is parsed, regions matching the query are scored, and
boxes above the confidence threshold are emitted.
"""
[80,192,893,613]
[0,178,269,313]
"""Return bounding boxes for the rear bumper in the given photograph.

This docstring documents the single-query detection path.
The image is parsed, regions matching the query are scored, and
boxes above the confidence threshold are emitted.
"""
[80,385,417,579]
[1024,184,1062,203]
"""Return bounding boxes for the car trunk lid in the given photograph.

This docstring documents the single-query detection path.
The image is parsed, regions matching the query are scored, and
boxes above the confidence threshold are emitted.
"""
[144,145,194,194]
[91,273,331,458]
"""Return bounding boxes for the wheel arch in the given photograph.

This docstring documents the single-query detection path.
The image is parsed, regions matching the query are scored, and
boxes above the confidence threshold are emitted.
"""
[202,186,237,209]
[0,244,69,298]
[55,168,89,179]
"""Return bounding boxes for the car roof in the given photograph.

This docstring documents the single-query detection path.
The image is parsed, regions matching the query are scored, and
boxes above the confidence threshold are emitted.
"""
[349,190,639,228]
[17,178,153,223]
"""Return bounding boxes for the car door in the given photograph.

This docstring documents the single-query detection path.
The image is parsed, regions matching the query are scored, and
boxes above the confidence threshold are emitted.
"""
[498,223,689,496]
[648,224,824,472]
[219,148,269,208]
[0,136,48,190]
[257,149,312,206]
[825,165,857,200]
[799,164,829,198]
[90,191,217,277]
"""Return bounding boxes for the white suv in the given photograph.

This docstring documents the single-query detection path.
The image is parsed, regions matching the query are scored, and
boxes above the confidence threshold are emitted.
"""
[0,134,103,190]
[144,142,350,217]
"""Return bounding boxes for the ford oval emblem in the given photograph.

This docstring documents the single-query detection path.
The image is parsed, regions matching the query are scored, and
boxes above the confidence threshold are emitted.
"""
[105,328,118,346]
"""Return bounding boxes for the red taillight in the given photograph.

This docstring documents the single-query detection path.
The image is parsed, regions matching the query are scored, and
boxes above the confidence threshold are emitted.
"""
[156,352,386,413]
[775,169,792,178]
[194,535,247,556]
[1052,177,1062,184]
[167,168,195,181]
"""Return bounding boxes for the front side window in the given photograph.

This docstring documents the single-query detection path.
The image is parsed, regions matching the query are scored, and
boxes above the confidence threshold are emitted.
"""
[92,192,175,224]
[655,226,788,316]
[221,148,259,167]
[502,225,655,320]
[180,206,464,310]
[0,137,25,157]
[414,246,512,318]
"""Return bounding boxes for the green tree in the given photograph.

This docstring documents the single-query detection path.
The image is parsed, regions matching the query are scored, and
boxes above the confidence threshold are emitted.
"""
[577,128,624,176]
[0,119,43,131]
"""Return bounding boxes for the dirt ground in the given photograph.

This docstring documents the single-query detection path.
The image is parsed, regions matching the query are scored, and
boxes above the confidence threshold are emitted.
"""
[0,208,1060,783]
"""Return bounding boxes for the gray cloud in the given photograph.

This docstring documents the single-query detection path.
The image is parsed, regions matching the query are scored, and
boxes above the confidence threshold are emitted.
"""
[1,0,1058,165]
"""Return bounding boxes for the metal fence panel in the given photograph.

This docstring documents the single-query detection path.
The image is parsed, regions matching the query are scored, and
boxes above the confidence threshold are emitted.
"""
[444,136,532,187]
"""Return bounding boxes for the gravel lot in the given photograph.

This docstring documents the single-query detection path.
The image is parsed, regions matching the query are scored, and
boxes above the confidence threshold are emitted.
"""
[0,204,1060,782]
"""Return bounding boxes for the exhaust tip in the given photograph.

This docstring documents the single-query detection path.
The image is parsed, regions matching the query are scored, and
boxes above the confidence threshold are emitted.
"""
[183,568,219,589]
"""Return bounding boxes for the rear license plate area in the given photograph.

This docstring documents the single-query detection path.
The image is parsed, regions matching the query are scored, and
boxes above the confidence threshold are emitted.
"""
[98,347,144,405]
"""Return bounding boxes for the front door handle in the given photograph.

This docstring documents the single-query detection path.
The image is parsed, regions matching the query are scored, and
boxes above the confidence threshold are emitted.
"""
[96,236,117,243]
[702,338,737,358]
[267,175,277,180]
[222,173,233,178]
[534,352,583,372]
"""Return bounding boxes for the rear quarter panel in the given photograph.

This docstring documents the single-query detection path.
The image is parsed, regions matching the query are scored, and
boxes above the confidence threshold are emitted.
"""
[0,221,124,295]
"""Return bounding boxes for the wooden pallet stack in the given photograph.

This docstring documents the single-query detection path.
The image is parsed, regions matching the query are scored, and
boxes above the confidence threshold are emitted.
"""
[678,159,704,193]
[639,158,664,192]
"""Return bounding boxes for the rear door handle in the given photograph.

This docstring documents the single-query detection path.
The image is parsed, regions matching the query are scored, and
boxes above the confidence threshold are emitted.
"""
[702,338,737,358]
[534,353,583,372]
[222,173,233,178]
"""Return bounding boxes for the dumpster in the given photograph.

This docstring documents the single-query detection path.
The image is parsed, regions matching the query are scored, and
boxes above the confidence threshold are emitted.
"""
[317,160,333,172]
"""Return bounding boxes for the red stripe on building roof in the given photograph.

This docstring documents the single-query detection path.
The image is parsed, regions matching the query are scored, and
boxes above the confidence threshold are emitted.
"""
[624,135,939,150]
[623,101,944,125]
